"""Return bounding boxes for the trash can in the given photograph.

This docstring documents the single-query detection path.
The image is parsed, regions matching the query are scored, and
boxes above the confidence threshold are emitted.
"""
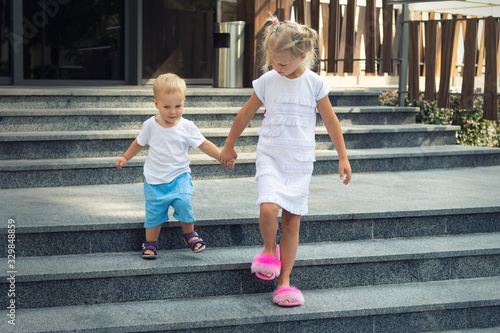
[213,21,245,88]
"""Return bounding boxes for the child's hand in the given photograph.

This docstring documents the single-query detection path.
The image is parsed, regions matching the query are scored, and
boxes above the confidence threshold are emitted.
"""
[115,157,128,170]
[222,158,235,169]
[220,146,238,168]
[339,158,352,185]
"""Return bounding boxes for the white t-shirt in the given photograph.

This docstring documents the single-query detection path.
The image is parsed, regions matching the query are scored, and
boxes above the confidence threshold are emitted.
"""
[136,116,206,184]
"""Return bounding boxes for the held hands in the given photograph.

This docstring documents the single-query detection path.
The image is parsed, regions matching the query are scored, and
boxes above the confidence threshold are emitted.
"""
[339,158,352,185]
[222,158,235,168]
[220,145,238,169]
[115,157,128,170]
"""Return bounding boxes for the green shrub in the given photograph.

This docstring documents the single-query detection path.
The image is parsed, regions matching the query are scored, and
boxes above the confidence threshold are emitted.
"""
[379,90,500,148]
[379,90,399,106]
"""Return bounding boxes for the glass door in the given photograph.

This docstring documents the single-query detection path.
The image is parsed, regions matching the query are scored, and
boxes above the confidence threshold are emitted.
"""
[22,0,125,82]
[0,0,11,84]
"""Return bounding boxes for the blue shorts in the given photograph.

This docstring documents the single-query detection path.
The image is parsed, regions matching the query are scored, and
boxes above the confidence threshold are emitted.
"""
[144,172,196,229]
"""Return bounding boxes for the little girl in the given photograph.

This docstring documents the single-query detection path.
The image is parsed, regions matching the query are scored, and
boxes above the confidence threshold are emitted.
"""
[220,17,351,306]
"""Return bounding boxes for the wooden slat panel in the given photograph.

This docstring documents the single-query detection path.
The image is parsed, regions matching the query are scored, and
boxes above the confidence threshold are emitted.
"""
[409,21,420,101]
[437,17,457,108]
[436,13,445,77]
[295,0,306,24]
[392,10,402,76]
[338,3,348,76]
[344,0,356,73]
[460,18,478,109]
[311,0,320,72]
[376,7,382,73]
[450,15,462,76]
[424,20,438,101]
[327,0,340,73]
[381,0,393,74]
[483,16,498,121]
[321,3,329,71]
[365,0,376,74]
[497,19,500,75]
[476,19,485,77]
[354,6,365,75]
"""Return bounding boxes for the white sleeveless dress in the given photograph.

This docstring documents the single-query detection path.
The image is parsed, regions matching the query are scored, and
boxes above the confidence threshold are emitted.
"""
[252,68,330,215]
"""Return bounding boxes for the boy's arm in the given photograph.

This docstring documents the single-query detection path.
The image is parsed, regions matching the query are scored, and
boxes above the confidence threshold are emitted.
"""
[198,140,235,169]
[317,96,352,185]
[115,139,145,169]
[198,139,221,161]
[220,92,262,165]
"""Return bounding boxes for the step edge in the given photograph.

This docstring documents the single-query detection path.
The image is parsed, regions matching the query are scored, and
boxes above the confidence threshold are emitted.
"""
[1,277,498,333]
[6,233,500,282]
[0,125,463,141]
[0,106,417,116]
[2,205,499,236]
[2,146,500,170]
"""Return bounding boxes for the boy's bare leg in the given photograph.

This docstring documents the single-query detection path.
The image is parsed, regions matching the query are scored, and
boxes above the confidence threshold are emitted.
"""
[179,222,203,251]
[144,225,161,255]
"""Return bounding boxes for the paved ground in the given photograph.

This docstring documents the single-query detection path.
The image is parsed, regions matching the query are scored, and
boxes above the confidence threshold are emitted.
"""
[1,166,499,230]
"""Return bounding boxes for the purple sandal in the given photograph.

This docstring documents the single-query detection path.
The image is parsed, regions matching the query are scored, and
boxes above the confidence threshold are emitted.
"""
[183,231,206,253]
[142,241,158,259]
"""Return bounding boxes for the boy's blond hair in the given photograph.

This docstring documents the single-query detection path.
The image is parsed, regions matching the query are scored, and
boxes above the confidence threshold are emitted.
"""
[153,73,187,99]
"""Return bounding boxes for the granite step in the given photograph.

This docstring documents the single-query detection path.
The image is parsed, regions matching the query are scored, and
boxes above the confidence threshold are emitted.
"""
[2,167,500,256]
[1,277,499,332]
[0,124,459,160]
[0,88,380,108]
[3,205,499,258]
[2,233,499,309]
[2,145,500,189]
[0,106,418,132]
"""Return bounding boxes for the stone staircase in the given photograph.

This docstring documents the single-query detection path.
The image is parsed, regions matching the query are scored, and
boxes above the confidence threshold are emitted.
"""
[0,87,499,332]
[1,87,499,189]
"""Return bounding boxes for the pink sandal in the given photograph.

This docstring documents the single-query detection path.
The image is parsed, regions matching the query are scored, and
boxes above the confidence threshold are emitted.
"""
[251,245,281,280]
[273,286,305,307]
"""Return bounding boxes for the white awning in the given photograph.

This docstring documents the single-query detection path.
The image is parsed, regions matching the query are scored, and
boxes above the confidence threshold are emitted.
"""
[388,0,500,17]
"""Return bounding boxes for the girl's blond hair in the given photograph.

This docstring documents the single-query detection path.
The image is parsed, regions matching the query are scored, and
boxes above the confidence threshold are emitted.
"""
[261,16,318,72]
[153,73,187,99]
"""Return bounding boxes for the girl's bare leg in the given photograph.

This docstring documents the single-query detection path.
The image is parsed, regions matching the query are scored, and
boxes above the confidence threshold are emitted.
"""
[259,203,281,267]
[277,209,301,289]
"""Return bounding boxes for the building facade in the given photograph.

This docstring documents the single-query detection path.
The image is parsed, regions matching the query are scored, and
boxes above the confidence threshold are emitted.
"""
[0,0,239,86]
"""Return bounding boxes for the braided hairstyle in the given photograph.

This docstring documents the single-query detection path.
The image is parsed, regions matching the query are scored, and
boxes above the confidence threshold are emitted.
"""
[261,16,318,73]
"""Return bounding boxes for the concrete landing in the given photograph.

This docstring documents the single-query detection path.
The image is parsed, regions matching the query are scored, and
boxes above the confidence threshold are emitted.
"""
[1,166,499,231]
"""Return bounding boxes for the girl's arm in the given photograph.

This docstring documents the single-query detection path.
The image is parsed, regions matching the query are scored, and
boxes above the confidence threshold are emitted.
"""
[115,139,145,169]
[220,92,263,165]
[317,96,352,185]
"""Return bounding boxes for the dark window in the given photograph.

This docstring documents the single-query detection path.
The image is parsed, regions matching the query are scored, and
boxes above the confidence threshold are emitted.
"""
[23,0,124,80]
[0,0,11,77]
